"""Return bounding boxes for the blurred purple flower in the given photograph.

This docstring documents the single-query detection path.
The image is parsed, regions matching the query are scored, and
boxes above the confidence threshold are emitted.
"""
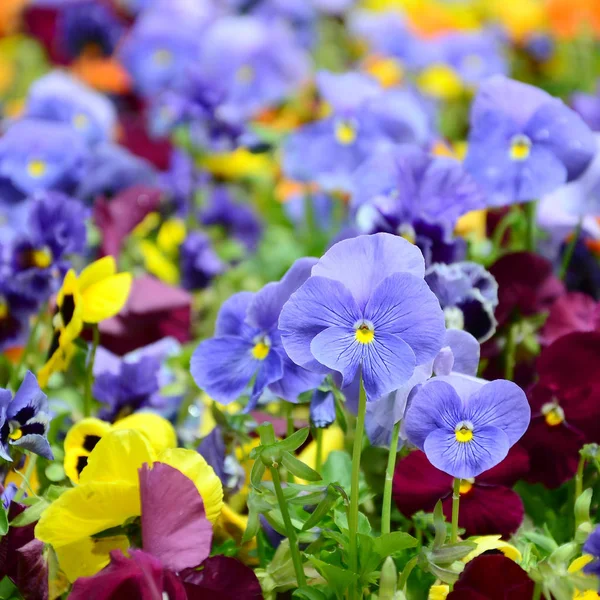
[180,232,224,291]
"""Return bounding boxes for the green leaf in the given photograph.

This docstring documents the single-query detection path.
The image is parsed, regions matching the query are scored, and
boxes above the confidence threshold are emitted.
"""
[302,485,340,531]
[278,427,310,453]
[10,497,49,527]
[0,506,8,537]
[334,509,371,535]
[281,452,322,482]
[309,557,358,599]
[322,451,352,491]
[373,532,418,558]
[357,533,381,575]
[250,459,266,488]
[293,587,330,600]
[432,500,447,549]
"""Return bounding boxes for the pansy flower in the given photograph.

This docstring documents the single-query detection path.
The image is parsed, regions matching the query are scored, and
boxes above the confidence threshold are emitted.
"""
[35,428,223,581]
[0,276,37,352]
[24,70,117,146]
[464,76,596,207]
[0,371,53,461]
[38,256,132,387]
[542,292,600,345]
[393,446,529,538]
[521,331,600,488]
[583,526,600,579]
[425,262,499,342]
[279,233,446,402]
[351,146,485,266]
[0,118,89,197]
[191,257,323,409]
[404,374,530,478]
[179,231,225,291]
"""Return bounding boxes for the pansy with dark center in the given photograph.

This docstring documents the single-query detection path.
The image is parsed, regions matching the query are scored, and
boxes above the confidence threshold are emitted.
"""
[0,371,53,462]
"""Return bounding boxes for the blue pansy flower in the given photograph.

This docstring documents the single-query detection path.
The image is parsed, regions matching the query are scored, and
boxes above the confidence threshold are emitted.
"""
[279,233,446,402]
[283,71,434,192]
[1,482,18,508]
[180,231,225,291]
[351,145,485,265]
[425,262,498,342]
[0,273,37,352]
[583,526,600,579]
[25,71,117,146]
[310,389,336,429]
[0,371,53,461]
[404,374,530,478]
[464,75,596,207]
[195,15,310,124]
[191,258,324,410]
[0,119,89,197]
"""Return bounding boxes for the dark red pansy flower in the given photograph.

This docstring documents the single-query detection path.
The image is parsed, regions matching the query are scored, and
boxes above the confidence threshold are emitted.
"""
[393,446,529,538]
[94,186,162,259]
[489,252,564,327]
[448,554,534,599]
[118,113,172,171]
[98,275,191,354]
[541,291,600,345]
[521,331,600,488]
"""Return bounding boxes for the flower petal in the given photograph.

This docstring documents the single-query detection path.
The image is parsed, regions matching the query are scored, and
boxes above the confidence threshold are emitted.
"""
[8,371,47,421]
[214,291,255,338]
[424,425,510,479]
[465,380,530,446]
[112,412,177,454]
[81,273,133,323]
[310,326,362,388]
[78,256,117,291]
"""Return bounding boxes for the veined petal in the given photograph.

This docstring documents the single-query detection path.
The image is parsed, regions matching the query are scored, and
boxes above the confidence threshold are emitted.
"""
[157,448,224,524]
[190,336,258,405]
[365,272,445,364]
[404,380,464,450]
[310,325,362,388]
[9,371,47,420]
[215,292,255,337]
[424,425,510,479]
[79,429,155,486]
[465,380,530,446]
[78,257,117,291]
[279,276,361,373]
[80,273,133,323]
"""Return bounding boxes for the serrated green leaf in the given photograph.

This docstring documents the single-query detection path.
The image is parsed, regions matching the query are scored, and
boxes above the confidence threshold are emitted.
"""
[282,452,322,482]
[334,509,371,535]
[250,459,266,488]
[309,557,358,599]
[10,497,49,527]
[278,427,310,453]
[373,532,418,558]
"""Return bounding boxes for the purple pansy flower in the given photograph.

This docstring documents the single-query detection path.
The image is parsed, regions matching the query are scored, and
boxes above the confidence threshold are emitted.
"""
[0,371,53,462]
[404,374,530,478]
[180,232,225,291]
[583,526,600,579]
[25,71,117,146]
[279,233,446,402]
[310,389,336,428]
[0,274,37,352]
[425,262,498,342]
[572,84,600,132]
[283,72,434,192]
[191,258,324,410]
[351,145,485,265]
[464,75,596,207]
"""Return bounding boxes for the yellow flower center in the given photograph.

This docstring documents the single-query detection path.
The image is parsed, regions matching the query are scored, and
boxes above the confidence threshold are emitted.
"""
[27,159,46,178]
[397,223,416,245]
[9,427,22,441]
[31,247,52,269]
[252,341,270,360]
[542,402,565,427]
[236,65,255,84]
[355,322,375,344]
[509,134,532,161]
[72,113,89,129]
[459,479,474,494]
[153,49,173,66]
[335,119,357,146]
[455,422,474,443]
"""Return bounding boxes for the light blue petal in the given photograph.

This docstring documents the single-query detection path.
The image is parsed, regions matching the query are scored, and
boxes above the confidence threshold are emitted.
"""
[310,326,362,388]
[215,292,256,338]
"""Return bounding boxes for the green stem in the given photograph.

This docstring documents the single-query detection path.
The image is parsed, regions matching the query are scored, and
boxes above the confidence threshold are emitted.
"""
[269,466,307,588]
[451,478,461,544]
[286,403,294,483]
[558,218,583,281]
[575,455,586,503]
[315,428,323,473]
[381,421,401,535]
[348,375,367,592]
[491,208,518,257]
[504,324,517,381]
[397,556,418,591]
[524,201,537,252]
[83,325,100,418]
[9,306,45,391]
[532,581,542,600]
[13,454,37,503]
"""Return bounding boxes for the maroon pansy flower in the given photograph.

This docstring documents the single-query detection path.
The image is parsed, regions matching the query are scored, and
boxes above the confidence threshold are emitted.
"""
[94,186,162,259]
[99,276,191,354]
[541,292,600,345]
[393,446,529,538]
[521,331,600,488]
[489,252,564,327]
[447,554,534,599]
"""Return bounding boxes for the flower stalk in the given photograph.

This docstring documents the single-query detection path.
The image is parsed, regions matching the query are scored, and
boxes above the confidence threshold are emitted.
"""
[451,478,461,543]
[382,420,401,535]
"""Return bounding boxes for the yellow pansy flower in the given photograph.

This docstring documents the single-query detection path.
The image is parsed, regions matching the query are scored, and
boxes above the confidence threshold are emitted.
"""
[38,257,132,387]
[428,584,450,600]
[138,218,186,285]
[36,429,223,581]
